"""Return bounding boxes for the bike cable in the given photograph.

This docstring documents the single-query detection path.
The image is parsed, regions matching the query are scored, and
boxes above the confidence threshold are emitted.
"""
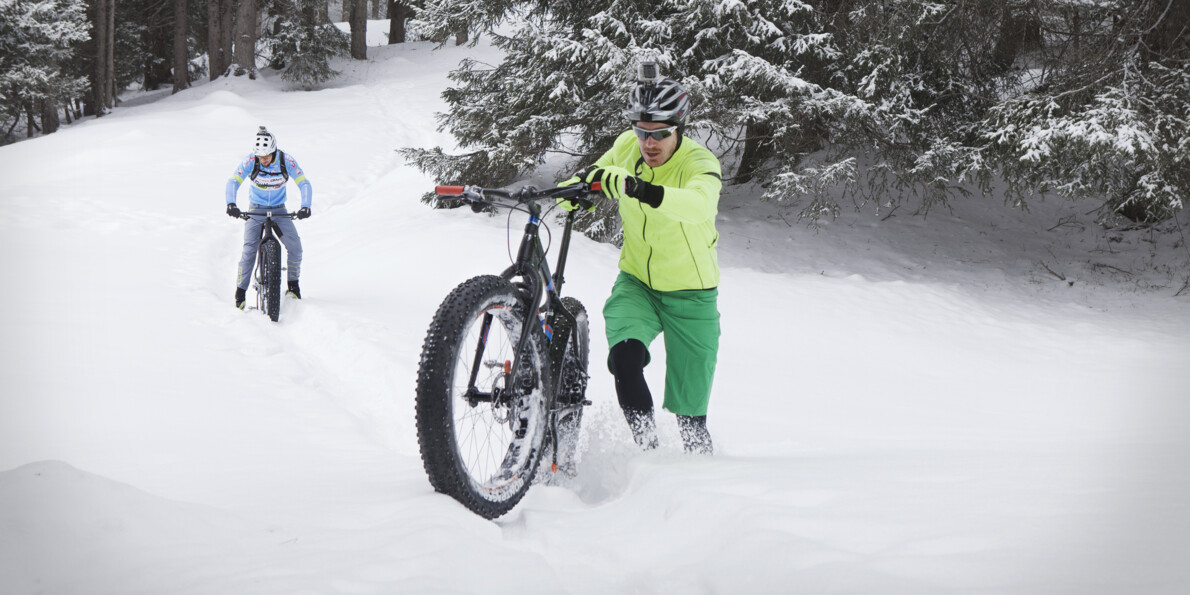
[502,203,555,265]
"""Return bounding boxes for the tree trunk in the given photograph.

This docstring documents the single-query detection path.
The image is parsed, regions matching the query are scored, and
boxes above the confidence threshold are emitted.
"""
[350,0,367,59]
[991,7,1021,74]
[144,7,173,91]
[220,3,234,75]
[455,28,466,46]
[173,0,189,93]
[233,0,258,76]
[371,0,379,19]
[388,1,410,44]
[735,122,773,185]
[92,0,107,113]
[207,0,224,79]
[91,0,114,114]
[1069,5,1081,54]
[106,0,115,104]
[42,99,60,134]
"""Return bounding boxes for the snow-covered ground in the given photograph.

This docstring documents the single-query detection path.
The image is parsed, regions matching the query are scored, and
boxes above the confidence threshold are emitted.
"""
[2,23,1189,595]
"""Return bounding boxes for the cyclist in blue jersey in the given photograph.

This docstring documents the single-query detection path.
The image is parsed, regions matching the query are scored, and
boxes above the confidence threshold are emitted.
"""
[225,126,313,309]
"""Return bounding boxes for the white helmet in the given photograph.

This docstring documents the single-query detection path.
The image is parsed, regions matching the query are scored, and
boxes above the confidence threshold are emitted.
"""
[622,60,689,129]
[253,126,276,157]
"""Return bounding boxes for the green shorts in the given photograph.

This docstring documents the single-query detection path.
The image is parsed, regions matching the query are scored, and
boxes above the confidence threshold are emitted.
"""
[603,271,721,416]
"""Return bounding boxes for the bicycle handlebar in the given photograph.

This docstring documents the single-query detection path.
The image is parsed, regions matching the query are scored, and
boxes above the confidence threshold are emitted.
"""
[435,182,603,212]
[237,211,299,220]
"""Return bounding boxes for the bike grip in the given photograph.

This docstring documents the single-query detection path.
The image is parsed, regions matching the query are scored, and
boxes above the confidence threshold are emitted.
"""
[436,185,465,196]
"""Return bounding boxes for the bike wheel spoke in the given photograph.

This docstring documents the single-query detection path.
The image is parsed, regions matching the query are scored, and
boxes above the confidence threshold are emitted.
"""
[415,275,551,518]
[450,305,521,488]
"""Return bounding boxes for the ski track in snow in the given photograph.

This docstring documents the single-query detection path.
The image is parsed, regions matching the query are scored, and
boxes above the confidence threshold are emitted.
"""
[2,22,1189,595]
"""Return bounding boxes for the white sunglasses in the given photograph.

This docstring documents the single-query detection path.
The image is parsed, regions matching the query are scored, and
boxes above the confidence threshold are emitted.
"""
[632,125,678,141]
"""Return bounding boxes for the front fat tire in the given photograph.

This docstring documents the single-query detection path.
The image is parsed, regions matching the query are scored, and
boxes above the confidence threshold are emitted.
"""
[261,238,282,322]
[415,275,550,519]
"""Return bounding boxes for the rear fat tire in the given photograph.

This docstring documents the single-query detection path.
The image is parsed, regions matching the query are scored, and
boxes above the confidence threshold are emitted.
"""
[261,238,282,322]
[415,275,550,519]
[543,296,589,477]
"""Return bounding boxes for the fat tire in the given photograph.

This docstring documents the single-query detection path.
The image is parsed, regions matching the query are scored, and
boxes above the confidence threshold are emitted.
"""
[415,275,550,519]
[261,237,282,322]
[543,296,589,476]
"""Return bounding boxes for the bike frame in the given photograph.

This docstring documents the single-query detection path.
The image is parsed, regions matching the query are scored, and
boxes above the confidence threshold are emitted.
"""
[441,185,596,465]
[502,200,584,411]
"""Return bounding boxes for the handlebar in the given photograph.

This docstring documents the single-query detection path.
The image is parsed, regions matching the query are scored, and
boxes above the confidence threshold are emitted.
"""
[435,182,603,212]
[237,211,298,220]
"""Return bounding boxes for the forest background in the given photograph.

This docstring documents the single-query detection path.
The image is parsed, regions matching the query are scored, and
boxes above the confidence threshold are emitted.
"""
[3,0,1188,237]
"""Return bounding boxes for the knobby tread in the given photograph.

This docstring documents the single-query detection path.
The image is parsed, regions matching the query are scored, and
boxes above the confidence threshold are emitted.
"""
[414,275,549,519]
[543,297,589,477]
[261,238,282,322]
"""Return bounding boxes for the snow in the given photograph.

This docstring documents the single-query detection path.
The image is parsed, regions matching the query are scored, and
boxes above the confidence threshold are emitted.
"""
[3,21,1190,595]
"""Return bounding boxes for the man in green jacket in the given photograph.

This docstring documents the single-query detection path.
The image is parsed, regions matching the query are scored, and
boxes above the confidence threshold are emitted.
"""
[567,65,722,454]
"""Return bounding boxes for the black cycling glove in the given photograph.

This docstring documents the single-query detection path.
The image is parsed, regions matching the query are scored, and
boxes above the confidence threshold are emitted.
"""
[624,177,663,208]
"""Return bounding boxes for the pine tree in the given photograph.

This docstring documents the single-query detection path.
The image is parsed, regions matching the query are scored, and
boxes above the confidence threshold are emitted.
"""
[0,0,91,142]
[403,0,671,183]
[671,0,854,194]
[669,1,1017,219]
[266,0,349,88]
[980,0,1190,224]
[403,1,689,240]
[787,1,1005,217]
[406,1,1187,230]
[404,2,1004,222]
[410,0,521,47]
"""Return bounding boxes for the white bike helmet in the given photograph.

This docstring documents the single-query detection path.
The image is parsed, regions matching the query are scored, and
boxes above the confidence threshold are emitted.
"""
[253,126,276,157]
[623,66,690,130]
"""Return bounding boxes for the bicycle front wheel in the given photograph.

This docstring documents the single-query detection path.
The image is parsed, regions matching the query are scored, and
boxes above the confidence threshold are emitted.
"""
[415,275,550,518]
[259,237,282,322]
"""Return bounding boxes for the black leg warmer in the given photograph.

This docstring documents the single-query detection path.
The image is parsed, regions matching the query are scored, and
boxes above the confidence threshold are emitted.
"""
[609,339,652,413]
[610,340,657,450]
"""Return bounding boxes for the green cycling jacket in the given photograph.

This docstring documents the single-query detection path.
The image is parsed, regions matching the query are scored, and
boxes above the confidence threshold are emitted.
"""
[596,130,723,291]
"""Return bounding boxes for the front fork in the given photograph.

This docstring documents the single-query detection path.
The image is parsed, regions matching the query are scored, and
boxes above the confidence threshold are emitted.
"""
[463,206,590,470]
[462,278,542,410]
[460,292,589,474]
[254,235,283,310]
[464,311,497,406]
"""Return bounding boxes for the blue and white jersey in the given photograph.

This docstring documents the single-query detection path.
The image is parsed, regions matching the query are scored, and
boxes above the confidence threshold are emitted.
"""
[225,151,312,209]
